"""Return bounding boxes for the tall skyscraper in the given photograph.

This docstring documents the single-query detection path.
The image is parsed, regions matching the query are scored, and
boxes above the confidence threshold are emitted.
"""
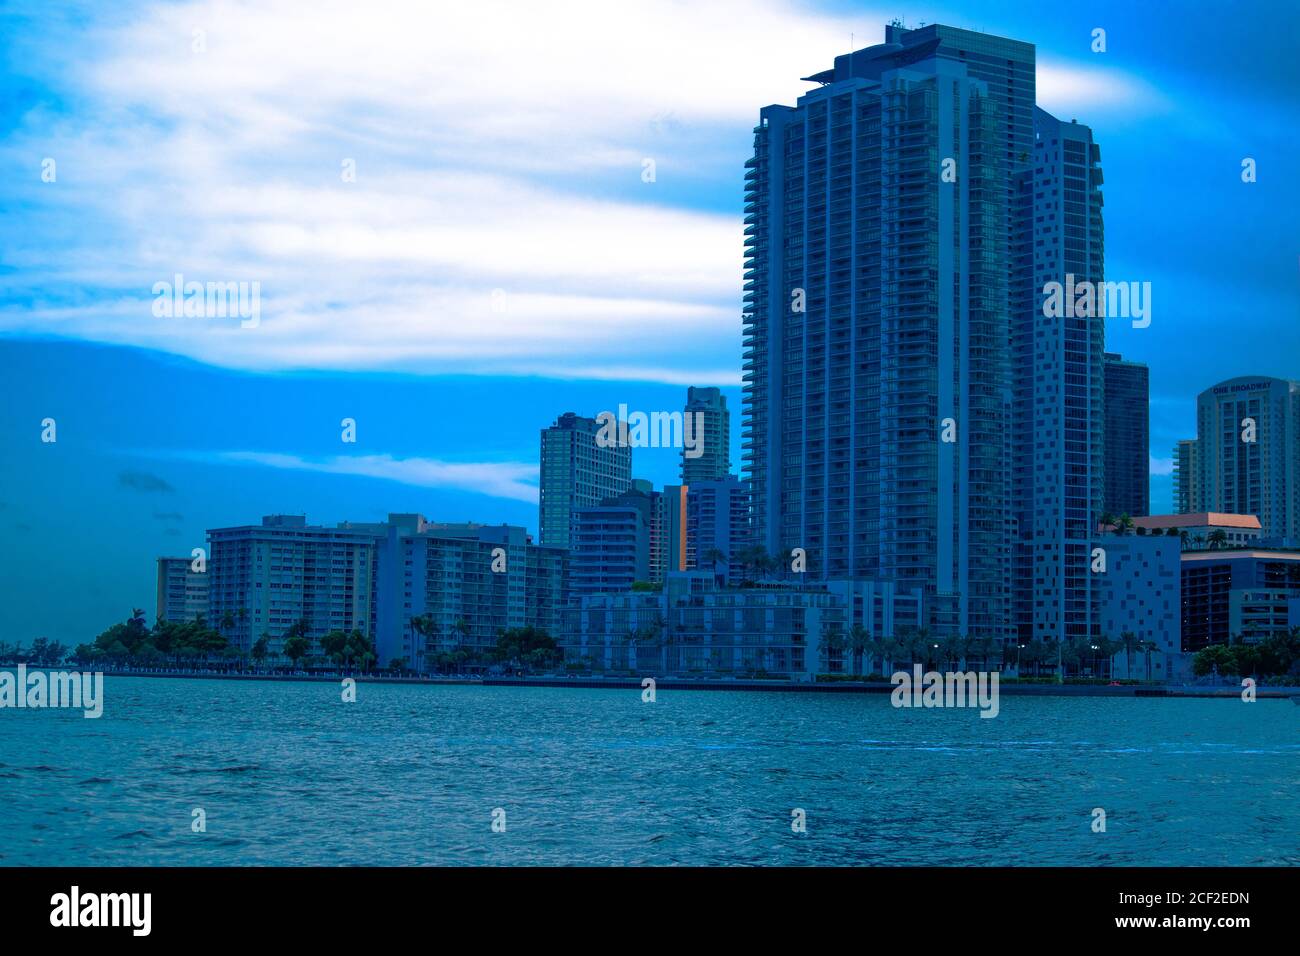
[1014,107,1106,645]
[1103,352,1149,517]
[539,412,632,549]
[743,23,1031,638]
[1184,376,1300,540]
[1173,438,1201,514]
[680,386,730,484]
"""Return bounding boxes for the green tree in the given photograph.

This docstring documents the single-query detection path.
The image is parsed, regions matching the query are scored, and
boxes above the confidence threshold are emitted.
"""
[251,634,270,668]
[846,624,869,677]
[283,633,310,669]
[492,627,558,674]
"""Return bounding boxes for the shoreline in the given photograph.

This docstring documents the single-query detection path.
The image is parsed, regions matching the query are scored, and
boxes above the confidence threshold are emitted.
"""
[29,668,1298,698]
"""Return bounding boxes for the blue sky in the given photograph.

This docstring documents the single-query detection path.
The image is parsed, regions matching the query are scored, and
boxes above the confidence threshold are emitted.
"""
[1,0,1297,644]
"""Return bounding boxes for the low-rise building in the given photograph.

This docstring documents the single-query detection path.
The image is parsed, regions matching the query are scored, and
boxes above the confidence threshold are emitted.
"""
[1105,513,1263,549]
[561,574,923,681]
[1097,534,1182,680]
[1181,548,1300,650]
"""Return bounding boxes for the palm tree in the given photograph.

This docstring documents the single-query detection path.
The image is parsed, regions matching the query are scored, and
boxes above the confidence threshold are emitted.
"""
[703,547,728,583]
[1114,514,1135,536]
[1141,639,1158,681]
[910,627,933,668]
[409,614,437,674]
[449,617,469,673]
[818,625,846,673]
[847,624,869,677]
[880,634,900,675]
[1120,630,1138,679]
[1207,529,1229,550]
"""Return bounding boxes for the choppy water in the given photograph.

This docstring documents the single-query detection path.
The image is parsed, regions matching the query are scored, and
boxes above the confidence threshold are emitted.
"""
[0,676,1296,865]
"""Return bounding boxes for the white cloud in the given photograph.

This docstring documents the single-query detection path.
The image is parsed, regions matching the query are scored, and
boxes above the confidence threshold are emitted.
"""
[1,2,1162,382]
[205,451,541,503]
[1037,60,1170,119]
[1149,455,1174,476]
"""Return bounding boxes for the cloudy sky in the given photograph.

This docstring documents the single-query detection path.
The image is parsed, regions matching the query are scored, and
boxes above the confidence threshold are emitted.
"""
[1,0,1297,642]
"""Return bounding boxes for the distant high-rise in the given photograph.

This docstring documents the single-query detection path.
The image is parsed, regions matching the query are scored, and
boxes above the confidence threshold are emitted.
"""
[539,412,632,550]
[372,514,565,670]
[1103,352,1149,518]
[1013,108,1106,645]
[155,556,209,624]
[743,22,1033,637]
[1173,438,1201,514]
[1184,376,1300,540]
[207,515,381,654]
[686,476,748,581]
[570,485,653,594]
[650,483,689,583]
[681,387,730,485]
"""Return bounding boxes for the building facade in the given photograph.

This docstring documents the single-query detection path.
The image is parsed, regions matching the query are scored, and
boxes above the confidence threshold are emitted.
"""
[570,487,653,595]
[1116,512,1263,548]
[1173,438,1202,514]
[155,556,210,624]
[539,412,632,549]
[374,515,566,670]
[1013,107,1106,647]
[1180,548,1300,650]
[685,476,748,582]
[681,386,731,484]
[207,515,382,655]
[1103,352,1149,518]
[1179,376,1300,540]
[650,483,689,584]
[742,23,1028,639]
[1097,534,1181,680]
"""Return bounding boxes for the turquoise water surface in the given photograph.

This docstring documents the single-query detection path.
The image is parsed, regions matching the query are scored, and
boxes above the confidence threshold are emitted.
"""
[0,676,1295,865]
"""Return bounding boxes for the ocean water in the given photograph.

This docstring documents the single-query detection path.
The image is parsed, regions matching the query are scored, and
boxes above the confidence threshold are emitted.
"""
[0,676,1295,866]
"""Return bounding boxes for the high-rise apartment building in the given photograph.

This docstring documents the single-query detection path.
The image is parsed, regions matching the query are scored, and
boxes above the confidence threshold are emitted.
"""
[373,515,566,670]
[742,23,1031,637]
[650,483,689,584]
[1103,352,1149,517]
[1173,438,1201,514]
[685,477,748,581]
[570,486,654,595]
[1014,107,1106,644]
[1178,376,1300,541]
[539,412,632,550]
[155,556,209,624]
[207,515,382,654]
[680,386,731,484]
